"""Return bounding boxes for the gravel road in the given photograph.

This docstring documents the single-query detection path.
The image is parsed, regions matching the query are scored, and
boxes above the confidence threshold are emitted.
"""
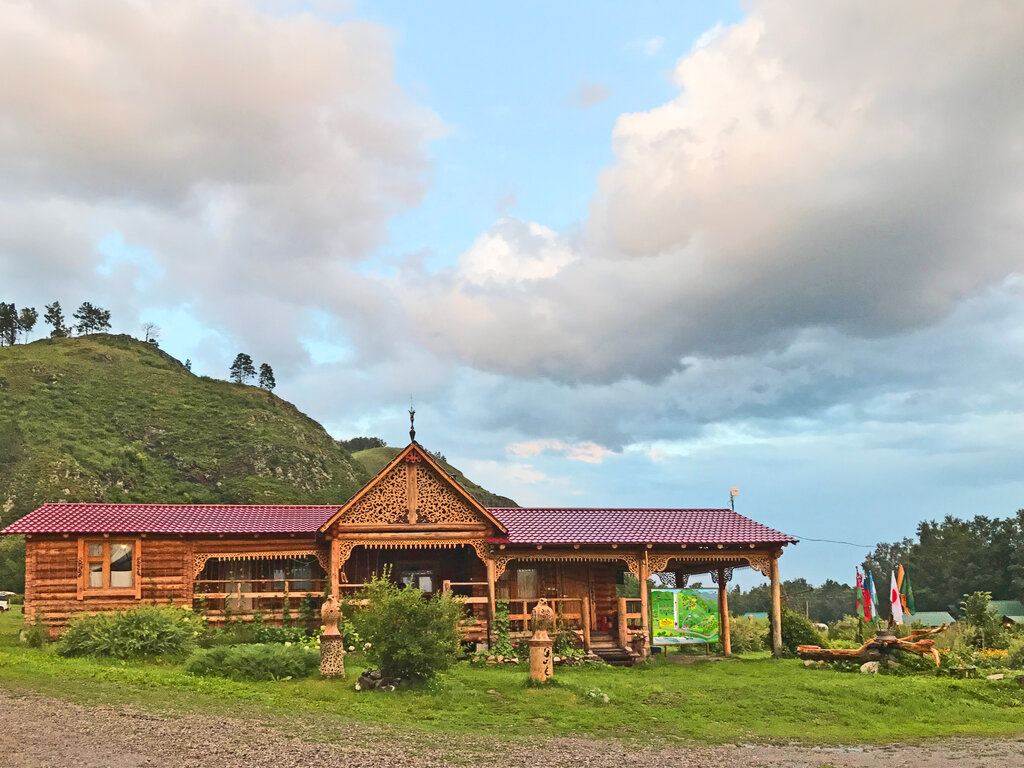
[2,688,1022,768]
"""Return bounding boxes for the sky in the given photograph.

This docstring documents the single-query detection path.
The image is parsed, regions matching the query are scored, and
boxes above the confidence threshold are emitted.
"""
[2,0,1023,592]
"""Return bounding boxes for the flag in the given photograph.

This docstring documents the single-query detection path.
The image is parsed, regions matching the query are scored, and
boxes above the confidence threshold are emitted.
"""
[867,571,880,621]
[890,570,904,625]
[898,565,916,616]
[858,568,872,621]
[856,568,865,620]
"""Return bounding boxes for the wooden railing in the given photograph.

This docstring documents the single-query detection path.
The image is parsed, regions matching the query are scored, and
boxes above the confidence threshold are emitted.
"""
[193,578,599,651]
[193,578,327,622]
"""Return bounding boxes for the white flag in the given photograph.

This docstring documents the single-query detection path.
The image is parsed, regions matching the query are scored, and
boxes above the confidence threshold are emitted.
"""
[890,570,904,625]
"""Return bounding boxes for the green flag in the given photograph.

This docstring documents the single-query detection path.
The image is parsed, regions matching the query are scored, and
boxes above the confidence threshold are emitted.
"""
[898,566,916,616]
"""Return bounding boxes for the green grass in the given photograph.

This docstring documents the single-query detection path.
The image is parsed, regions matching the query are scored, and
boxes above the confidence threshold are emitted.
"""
[1,612,1022,746]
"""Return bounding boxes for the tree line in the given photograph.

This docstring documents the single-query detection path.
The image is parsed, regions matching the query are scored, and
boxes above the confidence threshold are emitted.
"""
[862,510,1024,614]
[0,300,111,345]
[725,508,1024,624]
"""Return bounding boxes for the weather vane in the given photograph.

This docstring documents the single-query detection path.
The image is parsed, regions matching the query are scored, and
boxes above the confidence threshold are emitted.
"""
[409,402,416,442]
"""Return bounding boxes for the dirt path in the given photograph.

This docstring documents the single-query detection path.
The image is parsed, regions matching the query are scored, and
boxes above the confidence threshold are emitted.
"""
[1,688,1022,768]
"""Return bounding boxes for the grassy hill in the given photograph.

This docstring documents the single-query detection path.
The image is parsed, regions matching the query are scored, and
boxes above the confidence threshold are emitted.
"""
[0,334,516,590]
[351,446,517,508]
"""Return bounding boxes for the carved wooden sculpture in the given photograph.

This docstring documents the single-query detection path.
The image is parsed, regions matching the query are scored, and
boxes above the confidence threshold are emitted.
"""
[797,624,947,666]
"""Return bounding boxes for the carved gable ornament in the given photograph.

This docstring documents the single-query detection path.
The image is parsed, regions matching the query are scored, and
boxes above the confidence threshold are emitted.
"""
[320,445,506,532]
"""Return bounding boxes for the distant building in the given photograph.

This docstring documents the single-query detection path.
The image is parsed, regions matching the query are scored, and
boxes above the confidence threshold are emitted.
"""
[990,600,1024,627]
[909,611,955,627]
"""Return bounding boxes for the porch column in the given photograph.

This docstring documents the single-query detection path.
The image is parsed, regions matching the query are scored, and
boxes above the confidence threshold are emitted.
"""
[717,567,731,657]
[485,559,497,635]
[769,552,783,657]
[581,595,591,652]
[329,537,340,598]
[638,551,650,657]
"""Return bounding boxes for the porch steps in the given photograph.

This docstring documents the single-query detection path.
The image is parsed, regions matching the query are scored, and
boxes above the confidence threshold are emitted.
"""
[588,632,636,666]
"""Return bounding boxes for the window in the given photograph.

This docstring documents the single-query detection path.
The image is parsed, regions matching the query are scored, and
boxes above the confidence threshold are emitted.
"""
[516,567,538,599]
[81,540,137,594]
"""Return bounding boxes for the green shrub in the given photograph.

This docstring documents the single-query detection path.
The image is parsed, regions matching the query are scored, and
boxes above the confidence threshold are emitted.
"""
[1006,637,1024,669]
[298,594,316,633]
[199,622,306,647]
[768,608,824,655]
[829,615,874,643]
[491,601,514,657]
[351,575,463,680]
[729,617,767,653]
[21,616,48,648]
[960,591,1007,649]
[185,643,319,681]
[59,605,203,659]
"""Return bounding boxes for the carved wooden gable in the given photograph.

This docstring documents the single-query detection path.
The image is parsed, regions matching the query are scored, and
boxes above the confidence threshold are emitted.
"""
[325,446,500,530]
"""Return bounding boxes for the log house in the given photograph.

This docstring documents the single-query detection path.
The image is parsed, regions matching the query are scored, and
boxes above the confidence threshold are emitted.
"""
[4,441,796,657]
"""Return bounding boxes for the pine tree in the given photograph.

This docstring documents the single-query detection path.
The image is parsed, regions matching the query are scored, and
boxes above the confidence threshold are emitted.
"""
[17,307,38,342]
[258,363,276,392]
[44,302,70,337]
[0,303,17,346]
[229,353,256,384]
[73,302,112,334]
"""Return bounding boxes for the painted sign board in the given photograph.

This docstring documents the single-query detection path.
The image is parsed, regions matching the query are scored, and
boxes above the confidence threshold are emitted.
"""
[650,588,720,645]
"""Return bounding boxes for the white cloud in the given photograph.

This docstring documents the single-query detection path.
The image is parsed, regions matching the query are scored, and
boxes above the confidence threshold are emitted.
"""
[628,36,665,57]
[455,218,577,287]
[508,439,613,464]
[402,0,1024,385]
[0,0,441,370]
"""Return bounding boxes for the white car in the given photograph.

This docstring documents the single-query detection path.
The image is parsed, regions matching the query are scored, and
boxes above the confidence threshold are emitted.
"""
[0,592,17,612]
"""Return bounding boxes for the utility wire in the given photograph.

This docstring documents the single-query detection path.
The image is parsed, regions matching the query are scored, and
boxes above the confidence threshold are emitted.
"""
[788,533,874,548]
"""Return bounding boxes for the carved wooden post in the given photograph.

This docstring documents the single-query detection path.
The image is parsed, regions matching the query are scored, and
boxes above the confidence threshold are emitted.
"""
[717,567,731,657]
[638,552,650,657]
[770,553,783,657]
[528,598,555,682]
[329,538,340,598]
[486,559,496,638]
[319,594,345,677]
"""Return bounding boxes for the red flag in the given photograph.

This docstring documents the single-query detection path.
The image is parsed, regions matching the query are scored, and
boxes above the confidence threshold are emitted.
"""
[856,568,866,620]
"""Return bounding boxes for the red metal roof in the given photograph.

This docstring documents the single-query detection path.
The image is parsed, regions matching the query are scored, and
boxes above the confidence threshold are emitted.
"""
[486,507,796,545]
[2,503,795,546]
[1,503,339,535]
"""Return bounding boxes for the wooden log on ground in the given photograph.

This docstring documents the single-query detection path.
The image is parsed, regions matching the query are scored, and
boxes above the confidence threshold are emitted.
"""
[797,625,947,666]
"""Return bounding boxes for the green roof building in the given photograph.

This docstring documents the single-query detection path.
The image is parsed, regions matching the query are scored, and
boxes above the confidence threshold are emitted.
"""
[990,600,1024,626]
[909,611,955,627]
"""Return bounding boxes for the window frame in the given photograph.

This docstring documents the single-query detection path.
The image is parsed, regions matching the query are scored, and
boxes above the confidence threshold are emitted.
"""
[77,538,141,599]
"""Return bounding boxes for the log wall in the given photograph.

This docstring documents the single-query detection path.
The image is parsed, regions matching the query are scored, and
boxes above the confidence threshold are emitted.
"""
[24,534,326,636]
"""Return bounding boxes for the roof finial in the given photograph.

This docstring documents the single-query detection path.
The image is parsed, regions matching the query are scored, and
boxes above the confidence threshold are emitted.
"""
[409,403,416,443]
